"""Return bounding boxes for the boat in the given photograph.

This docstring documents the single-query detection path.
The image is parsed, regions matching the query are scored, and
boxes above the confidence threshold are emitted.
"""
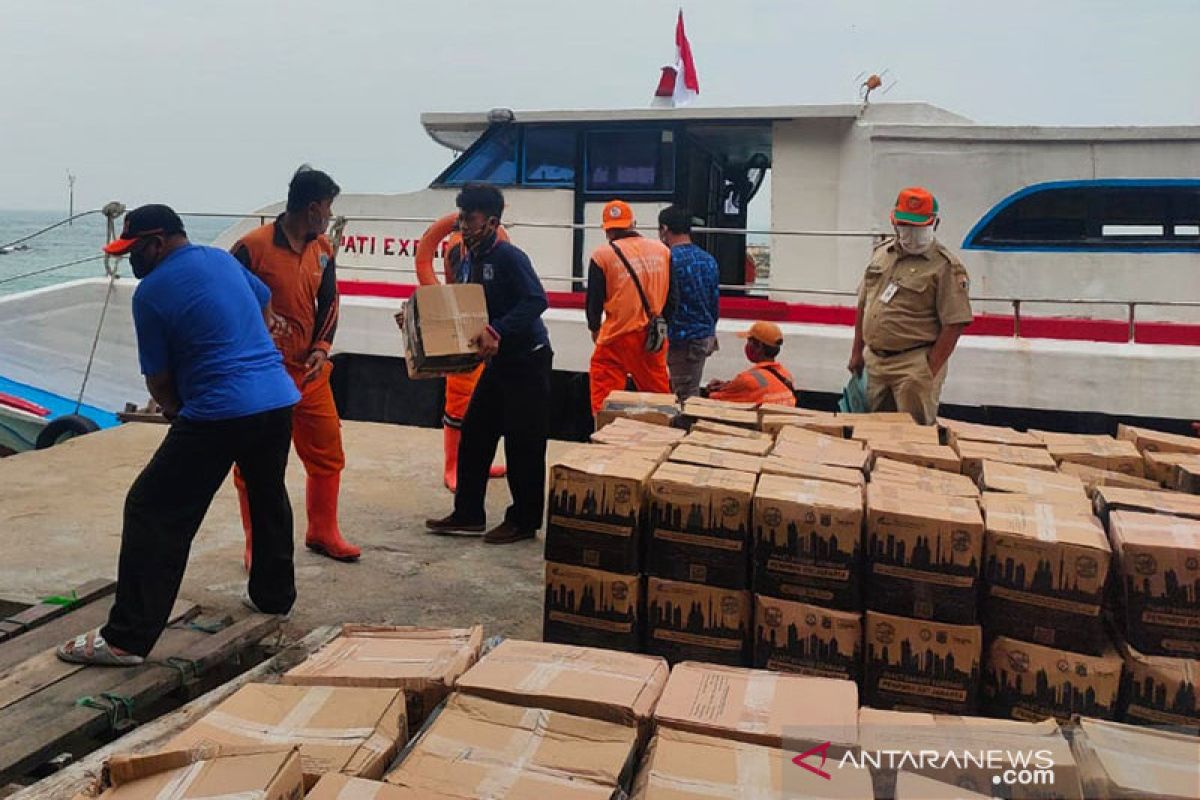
[1,100,1198,440]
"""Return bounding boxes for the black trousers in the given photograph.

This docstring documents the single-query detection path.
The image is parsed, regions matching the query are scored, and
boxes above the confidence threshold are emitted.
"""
[454,347,552,530]
[102,405,295,656]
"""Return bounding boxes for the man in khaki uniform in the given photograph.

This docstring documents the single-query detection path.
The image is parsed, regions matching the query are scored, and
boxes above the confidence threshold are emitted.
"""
[848,187,973,424]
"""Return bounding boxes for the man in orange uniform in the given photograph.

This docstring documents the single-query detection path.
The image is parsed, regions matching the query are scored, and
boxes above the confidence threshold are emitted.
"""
[231,166,361,564]
[705,321,797,406]
[585,200,676,415]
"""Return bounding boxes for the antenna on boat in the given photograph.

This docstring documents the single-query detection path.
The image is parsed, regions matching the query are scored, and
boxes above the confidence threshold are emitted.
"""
[67,171,76,226]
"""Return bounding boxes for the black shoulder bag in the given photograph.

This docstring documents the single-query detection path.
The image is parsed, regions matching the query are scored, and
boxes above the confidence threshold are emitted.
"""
[610,241,668,353]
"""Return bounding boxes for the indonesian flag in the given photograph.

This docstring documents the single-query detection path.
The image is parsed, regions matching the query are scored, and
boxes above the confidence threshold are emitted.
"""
[652,11,699,107]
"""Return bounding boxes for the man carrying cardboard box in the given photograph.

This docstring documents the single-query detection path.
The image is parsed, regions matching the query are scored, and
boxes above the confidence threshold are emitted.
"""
[425,184,552,544]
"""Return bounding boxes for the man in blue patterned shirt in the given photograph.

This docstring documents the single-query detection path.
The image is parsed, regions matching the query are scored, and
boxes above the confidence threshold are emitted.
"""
[658,206,720,399]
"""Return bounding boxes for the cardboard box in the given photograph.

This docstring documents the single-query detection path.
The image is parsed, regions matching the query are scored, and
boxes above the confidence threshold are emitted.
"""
[865,486,985,624]
[870,457,980,498]
[978,459,1089,504]
[384,693,638,800]
[858,709,1083,800]
[773,429,868,472]
[595,391,680,430]
[630,727,874,800]
[1070,717,1200,800]
[1060,461,1163,496]
[453,638,668,728]
[982,490,1095,515]
[753,594,862,682]
[165,684,407,788]
[690,418,772,439]
[954,441,1059,481]
[682,398,759,430]
[850,423,941,445]
[679,430,773,457]
[1093,485,1200,525]
[1047,437,1145,477]
[1029,430,1114,447]
[760,456,865,487]
[1108,510,1200,657]
[591,417,685,454]
[1143,450,1200,486]
[82,747,305,800]
[645,577,751,666]
[1173,460,1200,495]
[402,284,488,378]
[668,444,764,474]
[546,444,658,574]
[653,661,858,749]
[758,403,835,420]
[863,611,982,714]
[761,413,847,438]
[940,418,1045,448]
[309,774,455,800]
[984,635,1122,722]
[281,625,482,727]
[981,494,1111,654]
[1117,423,1200,456]
[839,411,918,424]
[1119,640,1200,728]
[751,474,864,610]
[894,771,991,800]
[647,462,757,589]
[543,562,642,653]
[868,441,962,473]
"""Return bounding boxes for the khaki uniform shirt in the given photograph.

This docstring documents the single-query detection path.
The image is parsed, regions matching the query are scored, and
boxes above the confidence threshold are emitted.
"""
[858,238,973,353]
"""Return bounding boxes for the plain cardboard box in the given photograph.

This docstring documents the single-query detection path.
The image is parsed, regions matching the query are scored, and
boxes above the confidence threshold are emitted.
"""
[865,485,985,624]
[682,398,759,430]
[863,610,983,714]
[981,490,1095,515]
[645,577,751,666]
[893,771,991,799]
[1092,484,1200,524]
[648,461,757,589]
[983,635,1122,722]
[858,709,1083,800]
[940,418,1045,448]
[164,684,407,788]
[690,419,772,439]
[850,423,941,445]
[543,562,642,653]
[981,494,1112,654]
[653,661,858,749]
[1070,717,1200,799]
[753,594,862,682]
[978,459,1089,503]
[679,430,773,456]
[384,693,638,800]
[870,457,980,498]
[1060,461,1162,496]
[595,391,680,430]
[591,417,685,452]
[545,444,659,574]
[838,412,917,424]
[1117,423,1200,456]
[668,443,765,474]
[1118,639,1200,727]
[1047,437,1145,477]
[281,625,482,727]
[758,403,836,421]
[402,283,488,378]
[309,774,456,800]
[1142,450,1200,486]
[954,440,1059,481]
[773,429,868,472]
[868,441,962,473]
[751,474,864,610]
[453,638,668,729]
[684,396,757,412]
[630,727,874,800]
[761,414,847,438]
[79,747,305,800]
[1173,459,1200,495]
[1107,510,1200,657]
[760,456,865,487]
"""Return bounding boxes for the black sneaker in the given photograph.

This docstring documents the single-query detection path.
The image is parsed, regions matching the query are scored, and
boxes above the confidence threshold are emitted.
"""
[483,520,537,545]
[425,513,486,535]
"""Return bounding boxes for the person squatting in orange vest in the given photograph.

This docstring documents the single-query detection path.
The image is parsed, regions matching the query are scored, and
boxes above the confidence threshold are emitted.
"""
[230,166,361,566]
[585,199,677,415]
[705,320,797,406]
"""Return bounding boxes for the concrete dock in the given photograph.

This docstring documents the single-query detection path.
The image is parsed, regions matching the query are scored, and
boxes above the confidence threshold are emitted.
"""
[0,421,568,642]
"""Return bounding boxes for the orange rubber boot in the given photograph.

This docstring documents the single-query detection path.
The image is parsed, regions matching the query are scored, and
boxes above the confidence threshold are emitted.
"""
[443,426,460,493]
[304,473,361,562]
[234,471,253,572]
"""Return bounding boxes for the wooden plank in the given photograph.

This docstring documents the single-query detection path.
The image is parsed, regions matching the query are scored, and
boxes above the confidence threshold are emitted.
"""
[0,580,116,644]
[0,601,201,712]
[0,601,116,674]
[10,626,339,800]
[0,613,281,782]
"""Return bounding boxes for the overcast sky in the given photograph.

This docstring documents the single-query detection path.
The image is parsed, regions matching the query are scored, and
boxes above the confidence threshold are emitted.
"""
[3,0,1197,212]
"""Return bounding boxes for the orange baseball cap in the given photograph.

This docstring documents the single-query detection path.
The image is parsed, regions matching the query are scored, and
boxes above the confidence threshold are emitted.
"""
[737,320,784,347]
[601,199,635,231]
[891,186,938,226]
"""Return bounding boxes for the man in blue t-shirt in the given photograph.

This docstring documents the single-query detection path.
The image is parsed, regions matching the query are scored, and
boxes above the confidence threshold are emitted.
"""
[658,205,720,400]
[58,205,300,667]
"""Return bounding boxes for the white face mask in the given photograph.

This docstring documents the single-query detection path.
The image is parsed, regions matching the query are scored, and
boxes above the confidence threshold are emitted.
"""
[895,224,935,254]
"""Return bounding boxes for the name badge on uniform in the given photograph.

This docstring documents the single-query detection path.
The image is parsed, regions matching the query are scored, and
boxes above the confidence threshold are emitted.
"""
[879,281,900,304]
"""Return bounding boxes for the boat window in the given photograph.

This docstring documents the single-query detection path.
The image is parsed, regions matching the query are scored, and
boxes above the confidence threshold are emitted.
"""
[439,125,518,186]
[523,128,576,186]
[964,181,1200,251]
[585,129,675,193]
